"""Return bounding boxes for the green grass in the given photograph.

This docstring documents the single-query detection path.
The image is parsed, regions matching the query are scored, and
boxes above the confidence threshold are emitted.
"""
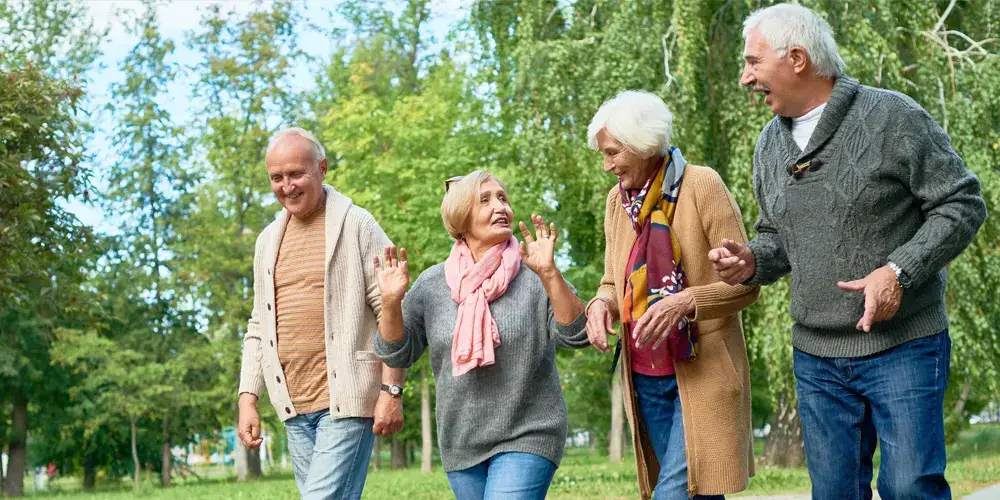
[25,424,1000,499]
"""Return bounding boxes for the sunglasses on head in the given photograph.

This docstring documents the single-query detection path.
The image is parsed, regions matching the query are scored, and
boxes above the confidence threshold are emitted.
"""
[444,175,464,192]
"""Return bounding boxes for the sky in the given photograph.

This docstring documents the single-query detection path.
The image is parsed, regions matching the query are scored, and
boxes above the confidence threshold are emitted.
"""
[64,0,470,233]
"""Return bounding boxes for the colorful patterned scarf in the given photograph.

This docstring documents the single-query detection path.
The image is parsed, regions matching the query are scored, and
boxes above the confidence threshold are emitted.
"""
[620,147,697,362]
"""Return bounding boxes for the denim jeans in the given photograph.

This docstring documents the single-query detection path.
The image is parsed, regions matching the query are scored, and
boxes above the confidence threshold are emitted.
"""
[445,452,557,500]
[794,330,952,500]
[632,373,724,500]
[284,409,375,500]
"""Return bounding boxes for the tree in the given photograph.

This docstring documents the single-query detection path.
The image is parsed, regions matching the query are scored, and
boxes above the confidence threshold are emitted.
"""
[0,0,101,494]
[103,1,196,486]
[181,0,308,479]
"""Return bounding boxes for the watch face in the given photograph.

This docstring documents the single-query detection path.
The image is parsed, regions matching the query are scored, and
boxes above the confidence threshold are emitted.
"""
[390,385,401,396]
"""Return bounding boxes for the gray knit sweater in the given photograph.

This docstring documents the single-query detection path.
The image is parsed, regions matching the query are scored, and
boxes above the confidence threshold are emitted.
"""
[373,262,589,472]
[747,76,986,358]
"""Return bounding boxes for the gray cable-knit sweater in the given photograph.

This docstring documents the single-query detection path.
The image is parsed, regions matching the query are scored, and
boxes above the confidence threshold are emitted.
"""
[374,262,589,472]
[747,76,987,358]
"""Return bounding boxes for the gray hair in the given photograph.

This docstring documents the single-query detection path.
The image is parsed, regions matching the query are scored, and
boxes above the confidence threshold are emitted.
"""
[742,3,845,79]
[586,90,673,159]
[266,127,326,166]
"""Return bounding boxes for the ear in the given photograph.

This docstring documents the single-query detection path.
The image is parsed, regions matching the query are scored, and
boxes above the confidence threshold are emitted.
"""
[788,46,810,75]
[318,157,328,177]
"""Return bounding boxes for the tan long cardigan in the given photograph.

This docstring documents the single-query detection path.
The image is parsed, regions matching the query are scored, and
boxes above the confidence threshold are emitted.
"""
[591,165,759,498]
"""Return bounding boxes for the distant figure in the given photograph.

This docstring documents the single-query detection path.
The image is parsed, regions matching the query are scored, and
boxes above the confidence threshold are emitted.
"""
[711,4,986,498]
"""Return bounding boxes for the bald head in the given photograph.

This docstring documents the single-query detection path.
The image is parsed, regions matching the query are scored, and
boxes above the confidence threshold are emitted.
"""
[265,128,328,218]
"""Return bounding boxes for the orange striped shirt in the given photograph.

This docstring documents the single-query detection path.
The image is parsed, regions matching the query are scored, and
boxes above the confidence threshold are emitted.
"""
[275,208,330,414]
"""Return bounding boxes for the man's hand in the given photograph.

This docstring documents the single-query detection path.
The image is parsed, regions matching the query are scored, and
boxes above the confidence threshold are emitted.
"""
[708,238,756,285]
[586,299,616,353]
[633,291,696,351]
[237,393,263,449]
[837,266,903,333]
[372,392,403,437]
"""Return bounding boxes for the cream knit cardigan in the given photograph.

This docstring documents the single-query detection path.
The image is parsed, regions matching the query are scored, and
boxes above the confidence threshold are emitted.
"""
[238,185,391,421]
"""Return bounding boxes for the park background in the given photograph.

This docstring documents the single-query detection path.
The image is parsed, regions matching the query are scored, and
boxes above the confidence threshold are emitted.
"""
[1,0,998,497]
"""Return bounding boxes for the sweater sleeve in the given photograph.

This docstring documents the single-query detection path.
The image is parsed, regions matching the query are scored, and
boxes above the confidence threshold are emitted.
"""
[549,279,590,349]
[886,104,987,288]
[686,168,761,321]
[374,273,429,369]
[746,137,792,286]
[360,212,393,323]
[587,188,622,320]
[238,235,266,397]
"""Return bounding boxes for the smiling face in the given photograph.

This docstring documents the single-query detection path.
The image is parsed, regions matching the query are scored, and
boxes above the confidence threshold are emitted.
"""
[595,129,661,190]
[740,27,801,117]
[464,179,514,250]
[265,135,328,218]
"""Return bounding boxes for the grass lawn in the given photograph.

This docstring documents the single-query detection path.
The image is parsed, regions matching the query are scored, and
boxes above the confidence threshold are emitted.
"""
[25,424,999,499]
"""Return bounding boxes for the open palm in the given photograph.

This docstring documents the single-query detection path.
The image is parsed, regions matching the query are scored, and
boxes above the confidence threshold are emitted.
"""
[518,214,557,275]
[375,246,409,302]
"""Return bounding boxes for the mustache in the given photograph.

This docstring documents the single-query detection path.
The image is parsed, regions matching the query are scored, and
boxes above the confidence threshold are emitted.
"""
[749,84,770,93]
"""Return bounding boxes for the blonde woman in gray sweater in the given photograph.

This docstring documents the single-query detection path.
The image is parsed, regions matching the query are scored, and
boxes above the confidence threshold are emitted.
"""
[373,170,589,500]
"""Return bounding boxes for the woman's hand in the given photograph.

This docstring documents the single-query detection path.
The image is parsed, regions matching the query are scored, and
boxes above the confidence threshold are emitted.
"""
[632,291,695,350]
[518,214,557,277]
[375,246,409,304]
[586,299,616,353]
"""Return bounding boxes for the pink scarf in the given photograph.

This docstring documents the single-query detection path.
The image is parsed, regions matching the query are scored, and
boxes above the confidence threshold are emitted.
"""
[445,236,521,376]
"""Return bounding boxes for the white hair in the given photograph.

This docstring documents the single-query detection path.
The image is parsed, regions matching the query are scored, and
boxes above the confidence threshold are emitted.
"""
[266,127,326,165]
[586,90,673,159]
[742,3,845,79]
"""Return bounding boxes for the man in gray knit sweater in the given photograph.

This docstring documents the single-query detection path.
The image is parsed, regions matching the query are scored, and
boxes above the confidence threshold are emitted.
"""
[710,4,986,499]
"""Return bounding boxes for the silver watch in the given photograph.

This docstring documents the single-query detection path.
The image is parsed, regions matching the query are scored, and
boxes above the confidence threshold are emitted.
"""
[887,261,903,285]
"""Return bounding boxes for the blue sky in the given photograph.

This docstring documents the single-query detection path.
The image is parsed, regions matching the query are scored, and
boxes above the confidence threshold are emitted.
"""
[66,0,469,233]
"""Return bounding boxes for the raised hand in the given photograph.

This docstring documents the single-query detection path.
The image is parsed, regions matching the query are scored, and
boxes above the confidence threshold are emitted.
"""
[708,238,756,285]
[375,246,409,303]
[837,266,902,332]
[518,213,557,276]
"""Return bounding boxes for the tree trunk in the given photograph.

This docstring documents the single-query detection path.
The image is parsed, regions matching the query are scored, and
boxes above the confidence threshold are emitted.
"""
[3,392,27,497]
[421,365,432,473]
[372,436,382,470]
[130,416,140,489]
[762,392,805,467]
[951,379,973,417]
[1,441,5,494]
[248,447,262,477]
[161,417,171,487]
[83,449,97,490]
[609,367,625,462]
[234,411,248,481]
[390,437,407,469]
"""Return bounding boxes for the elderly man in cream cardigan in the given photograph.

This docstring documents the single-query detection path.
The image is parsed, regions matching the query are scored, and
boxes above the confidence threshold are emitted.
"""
[237,127,406,500]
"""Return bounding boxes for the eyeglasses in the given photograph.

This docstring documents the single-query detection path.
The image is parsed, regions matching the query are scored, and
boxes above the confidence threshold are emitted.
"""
[444,175,463,192]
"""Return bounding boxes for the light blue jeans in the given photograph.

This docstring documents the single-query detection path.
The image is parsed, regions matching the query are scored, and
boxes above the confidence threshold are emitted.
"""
[284,409,375,500]
[446,452,557,500]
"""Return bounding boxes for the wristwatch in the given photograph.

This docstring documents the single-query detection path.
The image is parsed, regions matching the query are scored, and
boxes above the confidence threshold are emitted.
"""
[380,384,403,398]
[887,261,907,288]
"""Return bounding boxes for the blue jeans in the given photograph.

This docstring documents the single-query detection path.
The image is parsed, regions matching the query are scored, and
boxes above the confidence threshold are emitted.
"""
[284,409,375,500]
[446,452,557,500]
[632,373,724,500]
[794,330,952,500]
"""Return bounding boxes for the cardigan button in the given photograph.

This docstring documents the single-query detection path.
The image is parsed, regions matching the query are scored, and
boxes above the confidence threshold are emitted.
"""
[267,303,271,311]
[276,376,281,384]
[335,405,340,413]
[285,407,291,414]
[270,340,274,347]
